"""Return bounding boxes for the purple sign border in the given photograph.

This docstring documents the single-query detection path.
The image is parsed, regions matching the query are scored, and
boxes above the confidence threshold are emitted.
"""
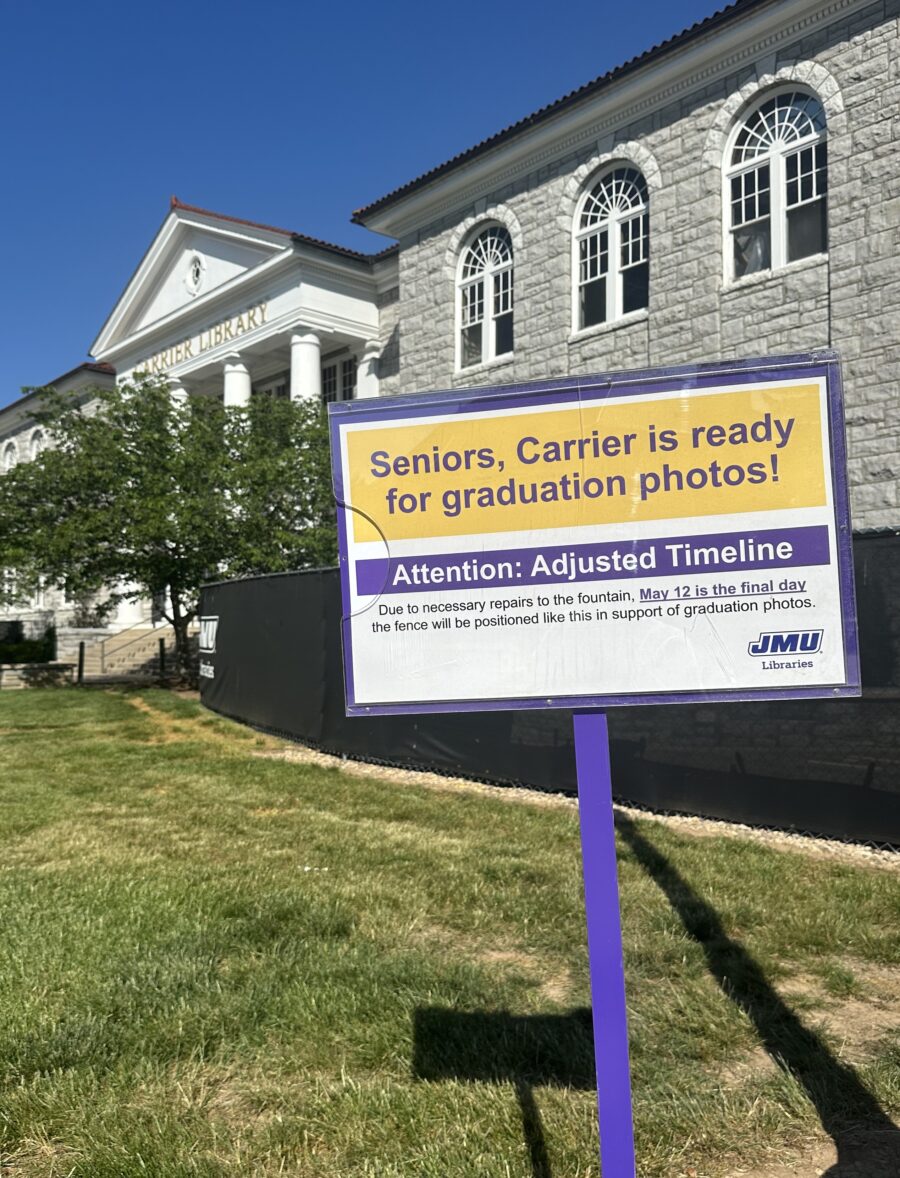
[329,353,861,717]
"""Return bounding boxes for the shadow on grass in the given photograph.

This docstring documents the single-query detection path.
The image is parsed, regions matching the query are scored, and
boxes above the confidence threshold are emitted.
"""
[413,1007,595,1178]
[615,813,900,1177]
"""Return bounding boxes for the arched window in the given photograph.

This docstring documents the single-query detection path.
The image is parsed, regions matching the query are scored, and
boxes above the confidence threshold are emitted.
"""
[575,167,649,331]
[458,225,513,368]
[30,430,45,460]
[2,441,17,473]
[726,90,827,279]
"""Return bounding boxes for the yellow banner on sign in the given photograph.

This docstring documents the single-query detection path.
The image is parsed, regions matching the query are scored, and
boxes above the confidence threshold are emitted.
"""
[347,384,826,543]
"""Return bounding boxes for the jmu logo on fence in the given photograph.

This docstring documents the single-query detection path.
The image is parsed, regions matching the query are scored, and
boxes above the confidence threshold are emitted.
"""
[199,616,219,654]
[748,630,823,656]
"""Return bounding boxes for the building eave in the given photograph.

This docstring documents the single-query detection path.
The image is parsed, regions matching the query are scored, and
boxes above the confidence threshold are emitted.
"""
[353,0,867,237]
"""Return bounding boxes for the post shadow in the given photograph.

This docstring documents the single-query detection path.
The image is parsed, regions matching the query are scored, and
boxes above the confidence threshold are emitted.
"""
[614,813,900,1175]
[412,1006,596,1178]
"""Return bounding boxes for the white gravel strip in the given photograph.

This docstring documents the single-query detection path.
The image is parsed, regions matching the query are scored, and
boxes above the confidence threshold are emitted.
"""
[260,744,899,872]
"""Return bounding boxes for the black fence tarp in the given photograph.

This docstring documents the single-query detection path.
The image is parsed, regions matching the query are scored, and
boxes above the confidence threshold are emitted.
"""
[200,535,900,845]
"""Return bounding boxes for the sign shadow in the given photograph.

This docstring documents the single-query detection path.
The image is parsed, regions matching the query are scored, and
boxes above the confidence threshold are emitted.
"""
[412,1006,596,1178]
[615,813,900,1176]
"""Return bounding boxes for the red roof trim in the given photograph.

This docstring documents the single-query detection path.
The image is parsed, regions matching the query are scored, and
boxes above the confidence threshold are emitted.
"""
[170,197,388,262]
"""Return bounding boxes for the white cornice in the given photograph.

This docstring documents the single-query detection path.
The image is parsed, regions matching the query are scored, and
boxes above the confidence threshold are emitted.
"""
[115,301,379,380]
[362,0,872,238]
[91,210,291,355]
[94,250,298,362]
[95,223,381,363]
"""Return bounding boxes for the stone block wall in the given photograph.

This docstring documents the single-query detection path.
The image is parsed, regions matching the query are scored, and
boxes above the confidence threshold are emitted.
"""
[55,627,109,663]
[0,663,74,690]
[390,0,900,530]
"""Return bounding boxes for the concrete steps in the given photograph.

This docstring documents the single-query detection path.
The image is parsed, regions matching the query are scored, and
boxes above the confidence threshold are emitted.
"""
[81,626,180,679]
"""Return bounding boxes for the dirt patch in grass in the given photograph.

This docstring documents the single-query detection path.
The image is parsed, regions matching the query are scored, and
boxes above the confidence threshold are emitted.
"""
[723,1130,900,1177]
[123,694,280,753]
[775,969,900,1062]
[408,922,579,1006]
[717,963,900,1092]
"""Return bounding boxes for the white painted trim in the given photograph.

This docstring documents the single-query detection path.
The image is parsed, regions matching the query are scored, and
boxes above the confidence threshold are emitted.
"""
[719,81,832,284]
[95,249,297,362]
[566,159,653,336]
[449,213,521,374]
[92,210,288,355]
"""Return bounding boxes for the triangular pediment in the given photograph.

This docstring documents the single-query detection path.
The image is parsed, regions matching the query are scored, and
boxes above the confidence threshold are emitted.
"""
[92,202,294,356]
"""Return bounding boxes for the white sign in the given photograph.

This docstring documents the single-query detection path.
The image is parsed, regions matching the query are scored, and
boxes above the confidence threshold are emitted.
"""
[329,358,859,715]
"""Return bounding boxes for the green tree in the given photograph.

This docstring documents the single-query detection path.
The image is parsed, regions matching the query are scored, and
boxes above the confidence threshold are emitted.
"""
[0,375,336,675]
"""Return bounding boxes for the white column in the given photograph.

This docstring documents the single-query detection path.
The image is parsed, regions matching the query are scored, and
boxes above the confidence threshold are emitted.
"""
[356,340,381,400]
[223,354,251,407]
[290,330,322,402]
[168,380,189,408]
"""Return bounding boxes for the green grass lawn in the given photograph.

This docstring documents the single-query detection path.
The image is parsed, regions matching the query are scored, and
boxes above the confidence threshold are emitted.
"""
[0,688,898,1177]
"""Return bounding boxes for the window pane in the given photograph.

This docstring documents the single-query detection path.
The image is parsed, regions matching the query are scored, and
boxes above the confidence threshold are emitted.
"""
[620,213,648,268]
[493,267,513,316]
[321,364,338,405]
[580,277,606,328]
[787,199,827,261]
[461,280,484,326]
[785,144,827,209]
[731,164,770,228]
[579,230,608,284]
[622,262,649,314]
[341,357,357,401]
[461,324,482,367]
[494,312,513,357]
[733,220,771,277]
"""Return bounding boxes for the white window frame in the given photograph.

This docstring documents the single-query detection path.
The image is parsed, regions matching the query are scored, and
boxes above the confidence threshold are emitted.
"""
[2,441,17,473]
[456,224,514,370]
[723,87,828,283]
[572,167,650,335]
[321,353,357,406]
[254,377,289,399]
[30,429,45,459]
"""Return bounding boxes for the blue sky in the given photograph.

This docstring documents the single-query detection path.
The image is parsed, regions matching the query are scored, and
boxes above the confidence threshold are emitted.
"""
[0,0,721,407]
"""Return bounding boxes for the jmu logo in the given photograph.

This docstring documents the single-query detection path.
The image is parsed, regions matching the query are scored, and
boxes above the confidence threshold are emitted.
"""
[748,630,822,656]
[199,616,219,654]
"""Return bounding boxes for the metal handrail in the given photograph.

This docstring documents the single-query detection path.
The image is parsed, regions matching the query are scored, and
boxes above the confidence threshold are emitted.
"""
[98,614,164,673]
[97,617,199,672]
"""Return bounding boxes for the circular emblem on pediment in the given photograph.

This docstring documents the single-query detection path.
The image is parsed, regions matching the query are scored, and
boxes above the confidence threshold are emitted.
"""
[185,253,205,296]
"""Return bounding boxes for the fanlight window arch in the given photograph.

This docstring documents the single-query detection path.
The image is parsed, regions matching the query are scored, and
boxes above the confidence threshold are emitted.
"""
[30,430,45,460]
[574,167,649,330]
[726,89,827,279]
[2,441,17,473]
[458,225,514,368]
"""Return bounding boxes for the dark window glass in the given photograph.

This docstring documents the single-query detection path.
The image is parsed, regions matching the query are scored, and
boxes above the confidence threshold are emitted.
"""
[494,312,513,357]
[461,324,482,367]
[622,262,649,314]
[816,142,828,194]
[787,200,827,261]
[733,220,771,277]
[581,277,606,328]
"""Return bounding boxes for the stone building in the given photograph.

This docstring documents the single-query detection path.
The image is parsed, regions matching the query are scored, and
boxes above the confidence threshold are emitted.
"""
[352,0,899,531]
[0,362,118,638]
[3,0,898,650]
[40,0,900,539]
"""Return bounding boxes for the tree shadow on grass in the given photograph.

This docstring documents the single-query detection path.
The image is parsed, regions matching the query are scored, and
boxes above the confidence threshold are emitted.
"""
[615,813,900,1177]
[412,1006,595,1178]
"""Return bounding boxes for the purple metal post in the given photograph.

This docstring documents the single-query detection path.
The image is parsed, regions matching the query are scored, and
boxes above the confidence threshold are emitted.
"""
[573,709,637,1178]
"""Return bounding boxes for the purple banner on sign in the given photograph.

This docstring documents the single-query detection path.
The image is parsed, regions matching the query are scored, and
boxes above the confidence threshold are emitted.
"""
[355,524,829,597]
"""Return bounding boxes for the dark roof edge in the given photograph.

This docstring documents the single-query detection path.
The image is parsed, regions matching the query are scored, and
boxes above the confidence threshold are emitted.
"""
[2,363,116,417]
[171,198,396,263]
[353,0,771,224]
